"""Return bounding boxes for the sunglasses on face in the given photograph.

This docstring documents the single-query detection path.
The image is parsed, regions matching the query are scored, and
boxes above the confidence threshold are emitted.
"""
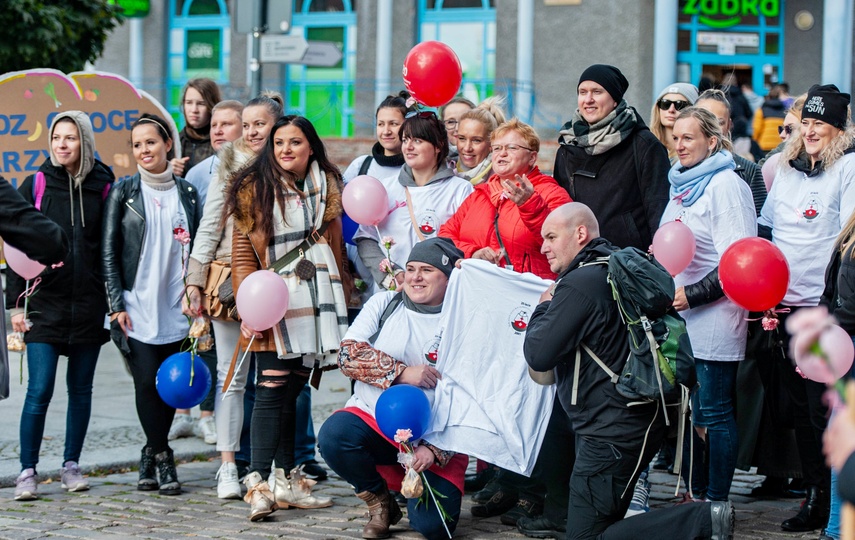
[778,124,794,136]
[406,110,437,120]
[657,99,690,111]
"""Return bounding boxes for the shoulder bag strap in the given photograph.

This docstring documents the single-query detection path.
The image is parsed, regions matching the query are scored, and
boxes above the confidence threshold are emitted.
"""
[493,210,513,268]
[404,187,426,241]
[368,291,404,345]
[358,155,374,176]
[268,168,329,274]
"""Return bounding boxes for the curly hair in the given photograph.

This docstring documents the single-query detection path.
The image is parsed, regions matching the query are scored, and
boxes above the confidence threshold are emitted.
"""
[780,121,855,172]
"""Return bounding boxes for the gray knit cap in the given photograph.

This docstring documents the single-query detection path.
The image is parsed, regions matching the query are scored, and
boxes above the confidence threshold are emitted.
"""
[656,83,700,105]
[407,237,464,278]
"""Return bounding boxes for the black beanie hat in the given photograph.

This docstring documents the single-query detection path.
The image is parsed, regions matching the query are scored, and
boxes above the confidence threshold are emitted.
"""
[577,64,629,103]
[407,237,464,278]
[802,84,851,130]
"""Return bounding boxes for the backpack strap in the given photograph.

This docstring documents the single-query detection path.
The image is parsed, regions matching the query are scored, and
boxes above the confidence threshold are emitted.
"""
[32,171,46,210]
[368,291,404,345]
[358,155,374,176]
[640,314,670,424]
[571,343,619,406]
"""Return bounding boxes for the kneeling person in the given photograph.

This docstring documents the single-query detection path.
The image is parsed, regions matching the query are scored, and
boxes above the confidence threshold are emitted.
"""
[319,238,467,540]
[524,203,734,540]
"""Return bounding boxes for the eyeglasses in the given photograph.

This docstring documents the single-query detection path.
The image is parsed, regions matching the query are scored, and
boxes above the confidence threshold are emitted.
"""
[491,144,533,154]
[406,110,437,120]
[778,124,794,136]
[657,98,691,111]
[443,119,458,129]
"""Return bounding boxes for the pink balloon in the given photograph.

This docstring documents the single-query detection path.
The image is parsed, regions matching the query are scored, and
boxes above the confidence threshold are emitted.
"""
[342,175,390,227]
[652,220,696,277]
[236,270,290,332]
[4,243,46,280]
[794,324,855,384]
[761,153,780,193]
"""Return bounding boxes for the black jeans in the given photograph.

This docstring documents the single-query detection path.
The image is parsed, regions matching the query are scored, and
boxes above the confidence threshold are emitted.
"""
[566,407,713,539]
[249,352,309,475]
[318,410,462,540]
[126,338,183,454]
[757,307,830,491]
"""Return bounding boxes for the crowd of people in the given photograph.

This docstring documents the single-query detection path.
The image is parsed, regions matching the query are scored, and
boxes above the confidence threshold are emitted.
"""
[2,66,855,540]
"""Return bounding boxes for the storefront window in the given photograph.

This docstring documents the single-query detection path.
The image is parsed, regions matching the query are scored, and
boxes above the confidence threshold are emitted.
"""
[418,0,496,104]
[285,0,356,137]
[677,0,784,94]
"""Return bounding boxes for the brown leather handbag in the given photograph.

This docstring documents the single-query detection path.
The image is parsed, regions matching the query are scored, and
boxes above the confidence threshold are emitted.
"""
[202,260,234,319]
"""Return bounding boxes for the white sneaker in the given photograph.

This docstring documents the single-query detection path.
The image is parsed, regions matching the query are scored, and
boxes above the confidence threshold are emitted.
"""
[195,416,217,445]
[168,414,195,440]
[217,462,242,499]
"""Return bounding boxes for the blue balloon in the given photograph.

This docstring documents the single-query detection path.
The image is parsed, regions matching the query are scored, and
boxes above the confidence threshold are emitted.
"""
[375,384,431,441]
[342,213,359,246]
[156,351,213,409]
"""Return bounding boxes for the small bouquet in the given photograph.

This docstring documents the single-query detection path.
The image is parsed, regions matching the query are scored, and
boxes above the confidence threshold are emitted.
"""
[175,224,212,381]
[6,332,25,353]
[393,429,452,537]
[378,236,399,291]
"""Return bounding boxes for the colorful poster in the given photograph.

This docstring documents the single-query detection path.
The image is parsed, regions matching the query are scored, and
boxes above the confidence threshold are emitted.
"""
[0,69,178,187]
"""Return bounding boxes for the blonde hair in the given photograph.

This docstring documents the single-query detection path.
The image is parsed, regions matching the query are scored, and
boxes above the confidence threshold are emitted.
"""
[459,96,507,138]
[675,106,733,154]
[788,94,807,120]
[836,209,855,260]
[491,118,541,153]
[780,122,855,171]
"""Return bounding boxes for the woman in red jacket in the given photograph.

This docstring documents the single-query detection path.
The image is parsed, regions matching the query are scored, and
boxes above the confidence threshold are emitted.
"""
[439,119,571,280]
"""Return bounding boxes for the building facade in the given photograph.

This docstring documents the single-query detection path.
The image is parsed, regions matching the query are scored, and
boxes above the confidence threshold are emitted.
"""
[95,0,853,139]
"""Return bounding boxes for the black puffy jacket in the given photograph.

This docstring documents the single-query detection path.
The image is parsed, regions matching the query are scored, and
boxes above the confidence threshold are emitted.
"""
[5,159,113,345]
[101,174,201,314]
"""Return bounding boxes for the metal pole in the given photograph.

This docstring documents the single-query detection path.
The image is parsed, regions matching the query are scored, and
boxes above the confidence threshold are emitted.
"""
[249,0,266,99]
[129,18,144,87]
[515,0,534,123]
[822,0,854,93]
[375,0,394,107]
[652,0,678,101]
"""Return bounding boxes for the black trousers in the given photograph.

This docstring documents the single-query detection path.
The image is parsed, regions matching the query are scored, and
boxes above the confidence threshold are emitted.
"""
[249,352,309,475]
[126,338,183,454]
[755,307,830,491]
[566,406,713,540]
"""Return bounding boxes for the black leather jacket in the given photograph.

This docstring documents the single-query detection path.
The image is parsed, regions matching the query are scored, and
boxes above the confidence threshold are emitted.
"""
[102,174,201,314]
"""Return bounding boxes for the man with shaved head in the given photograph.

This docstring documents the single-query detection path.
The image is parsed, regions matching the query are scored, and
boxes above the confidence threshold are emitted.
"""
[523,203,733,540]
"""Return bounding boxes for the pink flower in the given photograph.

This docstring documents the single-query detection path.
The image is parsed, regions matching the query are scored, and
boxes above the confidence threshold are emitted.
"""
[379,258,391,273]
[382,236,395,248]
[173,227,191,245]
[394,428,413,444]
[786,306,832,361]
[761,314,780,331]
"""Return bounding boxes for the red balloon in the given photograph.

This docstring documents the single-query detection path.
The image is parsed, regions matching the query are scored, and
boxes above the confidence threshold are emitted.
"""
[719,237,790,312]
[402,41,463,107]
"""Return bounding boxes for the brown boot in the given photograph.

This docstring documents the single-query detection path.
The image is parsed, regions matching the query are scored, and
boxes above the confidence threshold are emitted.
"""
[356,483,403,539]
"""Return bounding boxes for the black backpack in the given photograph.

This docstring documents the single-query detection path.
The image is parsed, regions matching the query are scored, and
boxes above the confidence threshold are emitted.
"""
[573,247,697,422]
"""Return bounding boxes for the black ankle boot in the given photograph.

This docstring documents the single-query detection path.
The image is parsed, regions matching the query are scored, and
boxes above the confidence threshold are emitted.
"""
[154,449,181,496]
[138,445,158,491]
[781,486,829,532]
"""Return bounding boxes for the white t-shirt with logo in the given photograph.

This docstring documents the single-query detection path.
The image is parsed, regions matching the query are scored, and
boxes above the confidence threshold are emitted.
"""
[344,291,444,415]
[424,260,555,476]
[758,153,855,306]
[661,170,756,361]
[352,173,473,268]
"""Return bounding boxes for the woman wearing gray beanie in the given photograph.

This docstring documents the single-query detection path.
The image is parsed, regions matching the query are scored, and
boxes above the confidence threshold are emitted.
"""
[651,83,700,163]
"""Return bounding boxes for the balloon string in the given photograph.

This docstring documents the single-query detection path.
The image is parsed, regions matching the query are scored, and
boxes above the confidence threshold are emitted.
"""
[15,278,41,309]
[422,474,452,539]
[222,335,254,401]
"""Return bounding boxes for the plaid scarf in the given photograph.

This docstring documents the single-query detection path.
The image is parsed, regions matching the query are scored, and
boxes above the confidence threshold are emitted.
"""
[267,161,349,369]
[558,100,640,156]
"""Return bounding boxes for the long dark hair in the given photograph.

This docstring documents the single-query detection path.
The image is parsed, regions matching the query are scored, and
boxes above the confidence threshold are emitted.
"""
[400,112,449,168]
[224,115,342,238]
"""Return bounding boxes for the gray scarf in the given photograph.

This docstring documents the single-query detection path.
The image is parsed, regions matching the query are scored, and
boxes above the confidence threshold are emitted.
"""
[558,100,641,156]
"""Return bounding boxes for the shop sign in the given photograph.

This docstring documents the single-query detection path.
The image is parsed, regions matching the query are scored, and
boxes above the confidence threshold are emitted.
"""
[697,31,759,54]
[0,69,177,185]
[186,30,221,72]
[108,0,150,18]
[683,0,780,28]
